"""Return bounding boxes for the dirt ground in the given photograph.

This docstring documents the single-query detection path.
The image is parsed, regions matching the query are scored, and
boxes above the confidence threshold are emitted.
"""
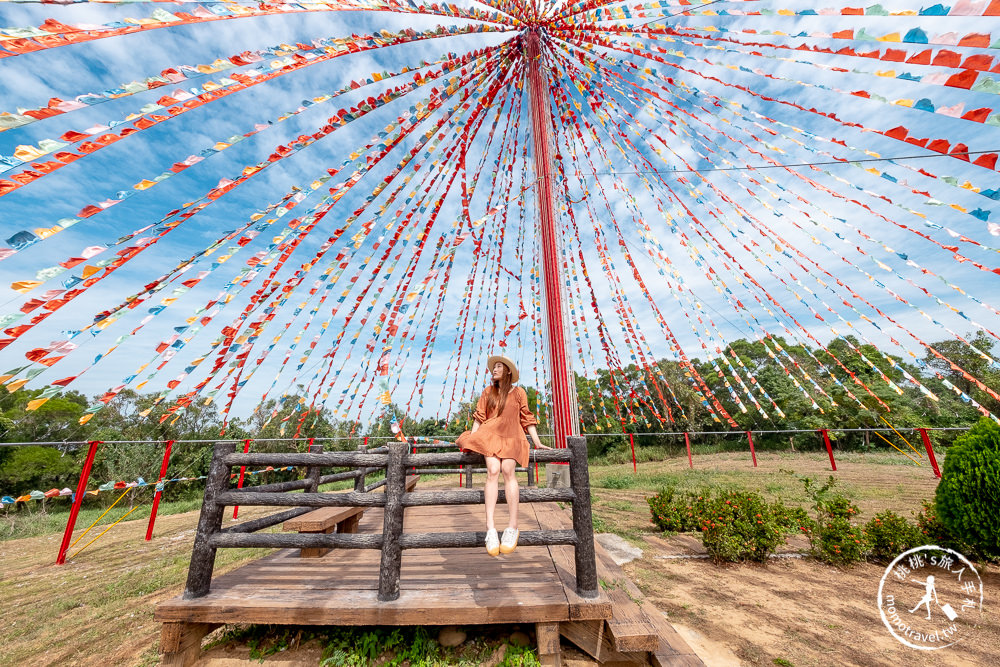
[1,452,995,666]
[626,532,997,667]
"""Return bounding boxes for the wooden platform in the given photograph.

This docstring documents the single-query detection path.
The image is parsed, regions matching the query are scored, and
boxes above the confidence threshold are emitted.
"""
[156,502,703,665]
[157,502,610,626]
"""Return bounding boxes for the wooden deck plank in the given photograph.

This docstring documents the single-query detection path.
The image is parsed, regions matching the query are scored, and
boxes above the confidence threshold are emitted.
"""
[534,503,613,621]
[157,585,569,625]
[593,540,661,653]
[155,503,612,628]
[640,599,706,666]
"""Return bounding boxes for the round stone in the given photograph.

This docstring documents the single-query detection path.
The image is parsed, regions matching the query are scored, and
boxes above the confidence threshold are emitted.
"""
[438,626,467,647]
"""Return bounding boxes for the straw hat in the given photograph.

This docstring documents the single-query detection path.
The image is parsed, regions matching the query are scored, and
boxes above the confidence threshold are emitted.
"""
[486,354,519,383]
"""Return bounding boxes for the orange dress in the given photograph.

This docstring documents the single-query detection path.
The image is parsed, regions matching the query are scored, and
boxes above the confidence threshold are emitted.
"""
[456,386,537,467]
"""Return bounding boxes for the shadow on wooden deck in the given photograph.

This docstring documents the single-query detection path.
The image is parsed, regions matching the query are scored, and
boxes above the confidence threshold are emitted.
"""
[156,502,703,666]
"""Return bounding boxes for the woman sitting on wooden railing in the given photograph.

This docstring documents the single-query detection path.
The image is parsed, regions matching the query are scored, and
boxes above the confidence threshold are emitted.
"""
[457,354,550,557]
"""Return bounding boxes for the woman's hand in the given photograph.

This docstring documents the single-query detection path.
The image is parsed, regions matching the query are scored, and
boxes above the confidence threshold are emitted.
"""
[526,425,551,449]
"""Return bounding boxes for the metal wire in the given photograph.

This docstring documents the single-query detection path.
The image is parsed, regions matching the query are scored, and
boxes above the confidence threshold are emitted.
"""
[0,426,968,448]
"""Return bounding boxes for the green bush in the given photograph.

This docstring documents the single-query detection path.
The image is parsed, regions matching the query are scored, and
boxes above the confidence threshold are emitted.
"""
[771,503,813,535]
[811,517,868,565]
[915,500,963,551]
[647,487,715,533]
[864,511,923,563]
[699,489,784,563]
[799,475,867,565]
[935,418,1000,560]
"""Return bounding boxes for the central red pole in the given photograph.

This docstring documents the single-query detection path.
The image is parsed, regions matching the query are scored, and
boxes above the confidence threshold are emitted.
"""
[525,29,576,448]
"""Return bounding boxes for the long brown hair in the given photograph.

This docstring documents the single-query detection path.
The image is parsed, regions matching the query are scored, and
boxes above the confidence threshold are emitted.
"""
[487,362,513,417]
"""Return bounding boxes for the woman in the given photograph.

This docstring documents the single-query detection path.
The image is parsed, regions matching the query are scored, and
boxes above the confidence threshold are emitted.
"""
[457,354,549,556]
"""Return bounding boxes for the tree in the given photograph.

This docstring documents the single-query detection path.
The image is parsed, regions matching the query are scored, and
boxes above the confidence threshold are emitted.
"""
[0,446,80,492]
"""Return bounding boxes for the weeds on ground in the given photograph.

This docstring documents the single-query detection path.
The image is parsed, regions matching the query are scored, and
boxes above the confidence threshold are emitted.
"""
[208,624,541,666]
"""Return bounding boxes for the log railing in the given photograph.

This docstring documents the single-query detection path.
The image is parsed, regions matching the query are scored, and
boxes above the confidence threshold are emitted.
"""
[182,436,598,602]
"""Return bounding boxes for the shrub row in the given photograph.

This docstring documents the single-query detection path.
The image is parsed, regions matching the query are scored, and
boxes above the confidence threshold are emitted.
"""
[647,477,957,565]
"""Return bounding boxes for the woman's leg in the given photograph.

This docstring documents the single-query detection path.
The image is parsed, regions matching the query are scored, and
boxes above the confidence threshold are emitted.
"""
[501,458,519,529]
[484,456,501,531]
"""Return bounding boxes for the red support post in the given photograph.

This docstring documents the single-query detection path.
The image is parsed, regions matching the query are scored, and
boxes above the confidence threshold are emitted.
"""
[56,440,101,565]
[144,439,174,541]
[684,432,693,469]
[628,432,637,472]
[307,436,314,453]
[232,438,252,520]
[747,430,758,467]
[525,28,576,449]
[919,428,942,479]
[819,429,837,471]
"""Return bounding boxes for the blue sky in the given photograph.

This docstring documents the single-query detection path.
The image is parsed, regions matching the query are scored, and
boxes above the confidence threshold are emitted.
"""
[1,0,999,431]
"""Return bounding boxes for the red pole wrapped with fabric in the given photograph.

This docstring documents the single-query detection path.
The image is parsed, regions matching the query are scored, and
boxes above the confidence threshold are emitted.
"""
[919,428,942,479]
[629,432,637,472]
[56,440,101,564]
[144,439,174,541]
[684,432,693,469]
[819,429,837,471]
[747,430,757,467]
[232,438,252,520]
[525,28,577,449]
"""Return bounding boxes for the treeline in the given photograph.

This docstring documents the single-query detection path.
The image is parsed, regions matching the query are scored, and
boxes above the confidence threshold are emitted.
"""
[1,332,996,495]
[574,332,998,457]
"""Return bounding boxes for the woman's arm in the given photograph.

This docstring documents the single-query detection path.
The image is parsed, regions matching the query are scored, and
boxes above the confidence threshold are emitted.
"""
[471,420,481,433]
[526,425,551,449]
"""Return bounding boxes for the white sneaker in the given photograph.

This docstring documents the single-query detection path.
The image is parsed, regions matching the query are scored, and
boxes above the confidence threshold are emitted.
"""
[485,528,500,556]
[499,527,519,554]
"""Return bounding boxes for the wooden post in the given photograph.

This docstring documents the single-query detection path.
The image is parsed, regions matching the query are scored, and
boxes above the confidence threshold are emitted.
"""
[160,621,220,666]
[354,444,368,492]
[567,435,598,598]
[527,460,536,487]
[819,429,837,471]
[919,428,942,479]
[378,442,406,601]
[628,432,637,472]
[305,443,323,492]
[232,438,252,519]
[183,441,236,599]
[56,440,101,565]
[145,439,174,541]
[684,432,693,469]
[536,621,561,667]
[746,430,757,467]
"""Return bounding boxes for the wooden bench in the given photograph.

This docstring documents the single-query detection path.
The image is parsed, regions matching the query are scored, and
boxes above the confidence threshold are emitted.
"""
[283,475,419,558]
